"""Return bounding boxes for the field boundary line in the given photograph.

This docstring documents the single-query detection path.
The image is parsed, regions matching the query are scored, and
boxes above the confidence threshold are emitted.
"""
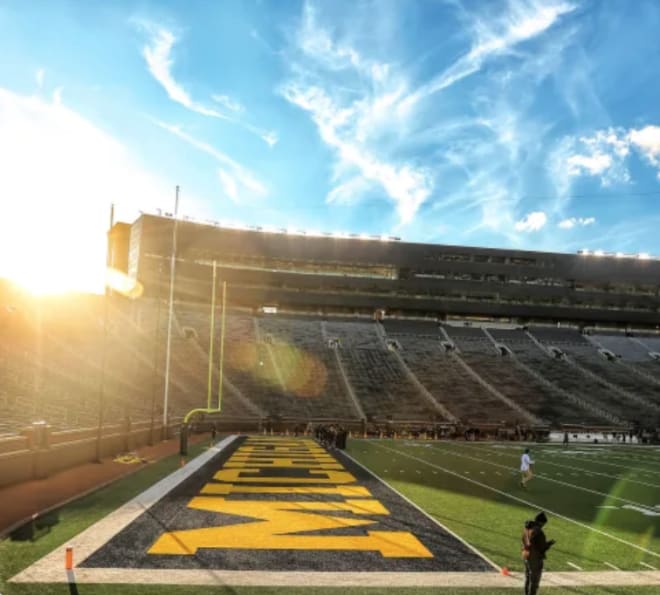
[10,435,238,584]
[539,450,660,473]
[446,441,660,490]
[340,450,500,571]
[425,442,657,509]
[368,441,660,561]
[503,446,660,474]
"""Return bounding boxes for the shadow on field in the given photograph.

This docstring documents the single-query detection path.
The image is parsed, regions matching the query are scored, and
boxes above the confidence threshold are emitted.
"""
[355,440,660,537]
[66,570,79,595]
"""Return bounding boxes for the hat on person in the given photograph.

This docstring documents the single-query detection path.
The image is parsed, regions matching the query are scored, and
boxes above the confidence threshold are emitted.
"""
[535,512,548,525]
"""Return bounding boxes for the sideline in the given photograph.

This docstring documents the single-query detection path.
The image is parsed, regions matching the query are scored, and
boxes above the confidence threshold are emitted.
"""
[0,433,208,538]
[10,435,238,584]
[423,442,659,509]
[448,441,660,490]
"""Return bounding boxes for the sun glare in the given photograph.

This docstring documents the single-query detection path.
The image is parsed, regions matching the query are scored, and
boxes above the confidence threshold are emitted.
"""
[0,219,106,295]
[6,262,105,295]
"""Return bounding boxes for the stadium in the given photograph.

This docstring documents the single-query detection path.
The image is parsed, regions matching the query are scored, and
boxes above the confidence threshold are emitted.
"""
[1,212,660,595]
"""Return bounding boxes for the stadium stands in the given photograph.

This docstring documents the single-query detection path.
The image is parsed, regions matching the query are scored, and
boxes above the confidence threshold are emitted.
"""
[494,329,660,425]
[2,287,660,436]
[382,330,522,424]
[591,333,651,361]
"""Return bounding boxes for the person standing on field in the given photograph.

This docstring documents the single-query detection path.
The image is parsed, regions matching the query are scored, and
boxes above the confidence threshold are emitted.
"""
[521,512,556,595]
[520,448,534,488]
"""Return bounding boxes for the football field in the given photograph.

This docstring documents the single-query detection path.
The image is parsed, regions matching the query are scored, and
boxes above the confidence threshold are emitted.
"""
[1,435,659,595]
[347,439,660,574]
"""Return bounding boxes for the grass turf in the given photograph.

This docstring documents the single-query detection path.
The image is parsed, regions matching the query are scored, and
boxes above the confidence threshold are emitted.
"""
[1,436,659,594]
[346,439,660,575]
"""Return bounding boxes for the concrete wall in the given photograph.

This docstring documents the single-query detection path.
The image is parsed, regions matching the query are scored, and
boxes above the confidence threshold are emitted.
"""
[0,420,170,489]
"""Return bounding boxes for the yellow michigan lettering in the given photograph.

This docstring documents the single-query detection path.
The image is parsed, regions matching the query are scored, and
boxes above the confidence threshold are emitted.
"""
[212,468,357,484]
[200,483,372,497]
[148,497,433,558]
[224,460,344,469]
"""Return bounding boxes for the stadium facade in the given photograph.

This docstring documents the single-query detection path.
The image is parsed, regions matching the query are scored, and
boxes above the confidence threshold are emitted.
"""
[115,213,660,328]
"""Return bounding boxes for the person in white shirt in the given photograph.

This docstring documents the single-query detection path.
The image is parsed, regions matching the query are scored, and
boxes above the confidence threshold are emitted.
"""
[521,448,534,488]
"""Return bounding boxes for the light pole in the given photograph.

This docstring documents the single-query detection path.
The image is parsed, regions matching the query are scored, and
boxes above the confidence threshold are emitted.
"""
[95,203,114,462]
[162,186,179,440]
[149,260,163,445]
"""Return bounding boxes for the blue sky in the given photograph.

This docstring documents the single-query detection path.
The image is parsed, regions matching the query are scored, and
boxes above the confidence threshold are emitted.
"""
[1,0,660,291]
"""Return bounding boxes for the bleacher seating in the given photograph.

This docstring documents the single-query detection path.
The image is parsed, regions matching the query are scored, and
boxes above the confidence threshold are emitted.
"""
[259,315,361,419]
[2,293,660,435]
[337,346,438,421]
[592,334,651,361]
[494,331,660,425]
[381,319,438,335]
[382,331,521,424]
[459,353,599,425]
[442,325,494,353]
[324,319,383,349]
[530,327,589,345]
[561,344,660,407]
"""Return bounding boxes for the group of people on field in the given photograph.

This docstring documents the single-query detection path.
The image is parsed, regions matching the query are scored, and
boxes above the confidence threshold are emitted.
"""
[314,424,348,449]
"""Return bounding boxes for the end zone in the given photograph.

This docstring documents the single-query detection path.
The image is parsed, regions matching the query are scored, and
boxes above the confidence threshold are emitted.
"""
[10,435,660,589]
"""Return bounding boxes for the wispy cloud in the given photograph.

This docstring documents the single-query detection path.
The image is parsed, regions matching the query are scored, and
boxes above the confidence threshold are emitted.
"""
[558,216,595,229]
[326,176,372,205]
[400,0,575,112]
[35,68,45,88]
[282,0,580,235]
[140,23,277,146]
[218,169,239,202]
[283,82,432,224]
[514,211,547,232]
[211,94,244,113]
[281,4,433,224]
[155,120,267,201]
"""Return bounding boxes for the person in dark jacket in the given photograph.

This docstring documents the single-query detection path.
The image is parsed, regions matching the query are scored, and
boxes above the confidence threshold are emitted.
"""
[521,512,555,595]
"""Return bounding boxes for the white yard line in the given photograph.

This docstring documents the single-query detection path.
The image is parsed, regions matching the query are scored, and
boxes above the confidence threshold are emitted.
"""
[368,442,660,561]
[538,451,660,476]
[640,562,657,570]
[477,441,660,472]
[452,442,660,490]
[341,450,501,571]
[424,443,657,510]
[604,562,621,571]
[567,562,583,571]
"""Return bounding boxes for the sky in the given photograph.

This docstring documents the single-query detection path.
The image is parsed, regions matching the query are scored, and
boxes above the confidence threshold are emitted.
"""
[1,0,660,292]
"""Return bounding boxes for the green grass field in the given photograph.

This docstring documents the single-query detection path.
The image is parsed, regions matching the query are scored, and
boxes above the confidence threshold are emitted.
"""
[1,437,660,595]
[346,439,660,574]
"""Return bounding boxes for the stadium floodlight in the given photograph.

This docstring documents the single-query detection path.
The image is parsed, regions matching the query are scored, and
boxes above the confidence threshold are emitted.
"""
[379,234,389,241]
[615,252,624,258]
[638,252,651,259]
[594,250,604,256]
[359,233,369,240]
[580,249,590,255]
